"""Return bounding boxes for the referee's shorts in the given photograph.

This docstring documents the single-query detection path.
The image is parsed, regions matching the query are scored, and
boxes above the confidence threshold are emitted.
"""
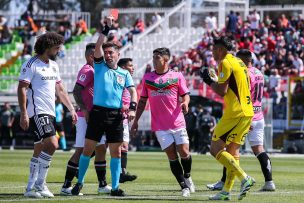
[86,105,123,143]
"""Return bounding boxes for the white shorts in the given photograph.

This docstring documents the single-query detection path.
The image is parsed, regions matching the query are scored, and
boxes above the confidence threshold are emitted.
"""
[247,119,264,147]
[74,117,106,148]
[155,128,189,150]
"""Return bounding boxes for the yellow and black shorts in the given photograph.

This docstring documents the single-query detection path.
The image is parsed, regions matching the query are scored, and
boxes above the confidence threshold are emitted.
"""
[213,116,253,145]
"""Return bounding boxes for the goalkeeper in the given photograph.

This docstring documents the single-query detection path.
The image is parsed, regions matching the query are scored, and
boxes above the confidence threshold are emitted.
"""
[199,36,255,201]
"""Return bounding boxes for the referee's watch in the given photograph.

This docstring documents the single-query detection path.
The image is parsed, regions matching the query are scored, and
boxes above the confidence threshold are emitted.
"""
[129,102,137,111]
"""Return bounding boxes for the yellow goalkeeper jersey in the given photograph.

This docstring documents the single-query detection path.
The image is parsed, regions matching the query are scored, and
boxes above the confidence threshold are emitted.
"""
[217,53,254,119]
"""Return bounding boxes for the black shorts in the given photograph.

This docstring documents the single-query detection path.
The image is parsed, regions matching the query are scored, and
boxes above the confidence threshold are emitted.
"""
[55,122,64,132]
[86,105,123,143]
[29,114,56,143]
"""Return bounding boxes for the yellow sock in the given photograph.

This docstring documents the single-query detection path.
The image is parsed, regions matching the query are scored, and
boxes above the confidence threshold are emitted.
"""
[223,157,239,192]
[216,150,247,181]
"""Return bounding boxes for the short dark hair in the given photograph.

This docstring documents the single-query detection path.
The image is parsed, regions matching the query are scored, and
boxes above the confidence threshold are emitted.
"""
[102,42,120,51]
[153,47,171,58]
[117,58,132,67]
[213,36,233,51]
[85,43,96,57]
[34,32,64,55]
[236,49,252,58]
[236,49,252,63]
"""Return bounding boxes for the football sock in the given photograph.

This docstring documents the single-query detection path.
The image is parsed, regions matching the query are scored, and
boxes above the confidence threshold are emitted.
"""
[223,156,239,192]
[180,155,192,178]
[77,155,90,184]
[257,152,273,182]
[221,167,227,182]
[110,158,121,190]
[169,159,188,189]
[26,157,39,192]
[121,151,127,174]
[216,150,247,181]
[35,152,52,187]
[63,161,78,188]
[95,161,107,187]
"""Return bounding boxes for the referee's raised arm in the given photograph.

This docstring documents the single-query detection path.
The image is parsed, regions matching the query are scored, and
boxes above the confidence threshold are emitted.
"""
[94,16,114,59]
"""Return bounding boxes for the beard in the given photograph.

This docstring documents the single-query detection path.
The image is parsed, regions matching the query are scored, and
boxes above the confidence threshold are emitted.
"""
[49,53,58,61]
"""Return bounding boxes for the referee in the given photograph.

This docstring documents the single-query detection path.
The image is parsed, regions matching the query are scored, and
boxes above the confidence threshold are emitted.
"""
[71,16,137,197]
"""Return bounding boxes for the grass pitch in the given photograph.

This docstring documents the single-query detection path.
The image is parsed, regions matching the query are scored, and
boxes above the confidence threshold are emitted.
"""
[0,150,303,203]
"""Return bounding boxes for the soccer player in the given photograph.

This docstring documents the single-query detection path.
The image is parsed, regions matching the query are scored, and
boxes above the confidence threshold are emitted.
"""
[131,47,195,197]
[117,58,137,183]
[71,16,137,197]
[200,36,255,201]
[55,97,67,150]
[60,43,112,195]
[207,49,275,192]
[18,32,77,198]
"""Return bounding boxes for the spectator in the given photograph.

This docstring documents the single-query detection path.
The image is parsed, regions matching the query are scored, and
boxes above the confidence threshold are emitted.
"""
[131,18,145,34]
[293,54,304,74]
[75,16,88,35]
[226,11,238,33]
[205,12,217,31]
[0,102,15,150]
[0,24,12,44]
[249,9,260,30]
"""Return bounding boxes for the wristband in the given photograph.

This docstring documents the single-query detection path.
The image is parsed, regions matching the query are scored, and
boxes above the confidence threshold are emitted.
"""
[101,25,110,36]
[129,102,137,111]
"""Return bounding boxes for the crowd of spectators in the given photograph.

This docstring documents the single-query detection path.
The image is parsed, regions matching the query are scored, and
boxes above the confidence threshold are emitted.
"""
[153,11,304,119]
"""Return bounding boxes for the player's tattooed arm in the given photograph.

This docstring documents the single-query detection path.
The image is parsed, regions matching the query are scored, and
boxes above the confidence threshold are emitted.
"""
[134,97,147,123]
[73,83,87,112]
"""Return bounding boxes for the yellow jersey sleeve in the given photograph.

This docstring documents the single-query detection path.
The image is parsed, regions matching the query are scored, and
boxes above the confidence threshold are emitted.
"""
[218,59,232,84]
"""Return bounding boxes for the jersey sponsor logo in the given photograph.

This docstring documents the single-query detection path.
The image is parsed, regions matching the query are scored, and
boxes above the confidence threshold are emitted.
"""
[116,75,125,85]
[79,74,86,82]
[150,89,173,97]
[41,76,58,80]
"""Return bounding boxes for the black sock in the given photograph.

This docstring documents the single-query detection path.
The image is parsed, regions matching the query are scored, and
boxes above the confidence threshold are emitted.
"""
[95,161,107,187]
[257,152,273,182]
[169,159,187,189]
[63,161,78,188]
[221,167,227,182]
[121,151,127,174]
[181,155,192,178]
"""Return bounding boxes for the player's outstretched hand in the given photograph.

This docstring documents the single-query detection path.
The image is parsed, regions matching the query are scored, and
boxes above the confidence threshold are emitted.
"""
[130,121,138,138]
[199,67,218,86]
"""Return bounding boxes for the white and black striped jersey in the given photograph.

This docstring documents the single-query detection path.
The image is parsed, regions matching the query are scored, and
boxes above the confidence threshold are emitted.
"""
[19,56,61,118]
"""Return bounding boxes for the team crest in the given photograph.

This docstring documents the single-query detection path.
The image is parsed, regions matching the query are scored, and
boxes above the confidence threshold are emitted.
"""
[22,68,26,74]
[159,78,163,84]
[116,75,125,85]
[53,67,57,72]
[79,74,86,82]
[219,72,224,78]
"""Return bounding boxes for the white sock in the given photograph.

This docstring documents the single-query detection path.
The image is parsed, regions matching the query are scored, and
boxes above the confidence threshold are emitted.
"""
[26,157,39,192]
[35,152,52,188]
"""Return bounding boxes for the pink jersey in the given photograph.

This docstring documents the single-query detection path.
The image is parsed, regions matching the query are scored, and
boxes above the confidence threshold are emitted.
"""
[122,88,131,125]
[141,70,190,131]
[248,66,264,121]
[75,64,94,117]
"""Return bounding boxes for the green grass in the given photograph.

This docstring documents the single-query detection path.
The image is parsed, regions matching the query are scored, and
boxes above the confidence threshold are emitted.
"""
[0,150,303,202]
